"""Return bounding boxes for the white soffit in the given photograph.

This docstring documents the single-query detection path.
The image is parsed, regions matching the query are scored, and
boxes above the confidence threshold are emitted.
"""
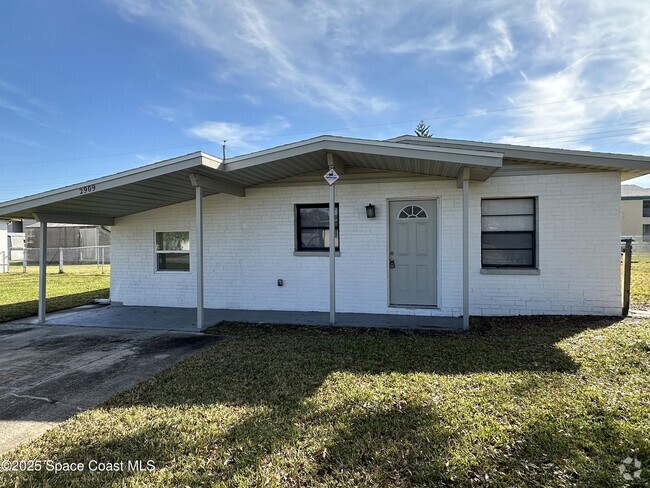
[0,136,504,222]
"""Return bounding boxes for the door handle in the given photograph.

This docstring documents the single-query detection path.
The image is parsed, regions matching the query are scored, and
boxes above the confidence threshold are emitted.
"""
[389,260,395,269]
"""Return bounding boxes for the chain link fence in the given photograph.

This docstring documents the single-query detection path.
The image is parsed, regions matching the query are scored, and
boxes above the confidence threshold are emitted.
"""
[19,245,111,273]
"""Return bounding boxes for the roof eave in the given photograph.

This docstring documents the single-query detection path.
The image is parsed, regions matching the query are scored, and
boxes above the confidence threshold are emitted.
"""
[390,135,650,171]
[223,135,503,172]
[0,152,218,219]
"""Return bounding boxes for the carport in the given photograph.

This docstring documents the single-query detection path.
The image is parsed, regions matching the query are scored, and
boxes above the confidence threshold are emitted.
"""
[0,136,504,330]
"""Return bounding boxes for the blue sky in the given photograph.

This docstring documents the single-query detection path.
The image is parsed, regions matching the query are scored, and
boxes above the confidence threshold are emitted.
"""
[2,0,650,202]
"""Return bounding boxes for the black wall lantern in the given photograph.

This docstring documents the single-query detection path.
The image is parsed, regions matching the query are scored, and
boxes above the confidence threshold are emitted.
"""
[365,203,376,219]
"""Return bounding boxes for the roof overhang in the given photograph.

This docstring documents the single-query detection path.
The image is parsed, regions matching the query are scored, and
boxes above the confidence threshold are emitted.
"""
[0,136,503,223]
[390,135,650,181]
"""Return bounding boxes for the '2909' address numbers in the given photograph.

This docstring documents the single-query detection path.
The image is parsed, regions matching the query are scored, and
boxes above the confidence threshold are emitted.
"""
[79,184,96,195]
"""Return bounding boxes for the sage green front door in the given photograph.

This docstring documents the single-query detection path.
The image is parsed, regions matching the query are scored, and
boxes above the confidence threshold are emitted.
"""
[389,200,437,306]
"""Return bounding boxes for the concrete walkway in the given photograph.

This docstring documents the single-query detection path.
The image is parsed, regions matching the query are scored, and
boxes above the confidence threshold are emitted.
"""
[16,304,464,332]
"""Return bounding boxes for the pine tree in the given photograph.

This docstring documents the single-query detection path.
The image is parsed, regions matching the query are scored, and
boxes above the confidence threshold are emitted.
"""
[414,120,433,137]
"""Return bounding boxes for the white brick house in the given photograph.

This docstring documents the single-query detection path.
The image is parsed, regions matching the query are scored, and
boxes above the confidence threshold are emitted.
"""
[1,135,649,328]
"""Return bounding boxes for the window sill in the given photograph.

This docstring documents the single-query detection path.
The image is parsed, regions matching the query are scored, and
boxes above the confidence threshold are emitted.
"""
[481,268,540,275]
[293,251,341,257]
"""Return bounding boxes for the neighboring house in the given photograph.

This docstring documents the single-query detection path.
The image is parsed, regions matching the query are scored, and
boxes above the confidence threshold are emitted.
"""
[1,135,650,328]
[621,184,650,242]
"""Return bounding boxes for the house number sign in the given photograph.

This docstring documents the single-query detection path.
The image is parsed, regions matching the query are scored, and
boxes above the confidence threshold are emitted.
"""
[78,184,96,195]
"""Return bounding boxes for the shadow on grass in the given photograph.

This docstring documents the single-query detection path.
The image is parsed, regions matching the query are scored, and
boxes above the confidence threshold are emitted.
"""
[8,315,646,487]
[0,288,110,323]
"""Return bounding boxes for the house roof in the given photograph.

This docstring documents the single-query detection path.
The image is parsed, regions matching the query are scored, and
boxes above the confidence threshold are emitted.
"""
[1,134,649,225]
[0,136,503,224]
[621,184,650,199]
[390,136,650,180]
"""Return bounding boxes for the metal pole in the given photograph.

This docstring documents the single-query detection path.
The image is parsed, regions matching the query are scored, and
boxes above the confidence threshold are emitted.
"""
[462,172,470,330]
[329,182,336,326]
[38,221,47,323]
[196,185,204,329]
[101,247,105,274]
[23,247,27,273]
[59,247,63,274]
[622,239,632,316]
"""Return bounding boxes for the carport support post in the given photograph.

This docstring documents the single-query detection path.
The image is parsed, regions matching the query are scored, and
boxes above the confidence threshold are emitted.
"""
[38,220,47,323]
[462,168,470,330]
[195,185,204,330]
[329,178,336,326]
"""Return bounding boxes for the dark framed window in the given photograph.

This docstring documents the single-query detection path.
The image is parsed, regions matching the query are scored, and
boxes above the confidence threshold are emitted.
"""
[644,225,650,243]
[481,198,536,268]
[643,200,650,217]
[155,231,190,271]
[296,204,339,252]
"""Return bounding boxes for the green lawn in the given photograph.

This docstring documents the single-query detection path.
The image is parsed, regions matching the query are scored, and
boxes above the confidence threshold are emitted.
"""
[0,265,110,323]
[1,261,649,486]
[2,317,648,487]
[630,253,650,309]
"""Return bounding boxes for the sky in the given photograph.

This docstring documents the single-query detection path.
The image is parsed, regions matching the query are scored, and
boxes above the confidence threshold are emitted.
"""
[2,0,650,202]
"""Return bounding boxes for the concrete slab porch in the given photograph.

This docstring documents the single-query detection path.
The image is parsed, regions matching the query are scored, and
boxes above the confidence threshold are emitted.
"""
[16,305,464,332]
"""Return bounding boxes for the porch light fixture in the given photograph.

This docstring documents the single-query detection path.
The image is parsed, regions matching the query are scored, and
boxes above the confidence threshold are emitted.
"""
[365,203,376,219]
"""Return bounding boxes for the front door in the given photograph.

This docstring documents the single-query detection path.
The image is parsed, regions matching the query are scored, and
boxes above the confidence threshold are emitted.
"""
[389,200,437,306]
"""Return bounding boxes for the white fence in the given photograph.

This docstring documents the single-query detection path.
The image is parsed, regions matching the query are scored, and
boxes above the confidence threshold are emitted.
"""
[21,245,111,273]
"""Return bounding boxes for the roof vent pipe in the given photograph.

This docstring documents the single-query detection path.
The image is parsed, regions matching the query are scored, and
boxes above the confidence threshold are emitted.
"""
[222,140,227,162]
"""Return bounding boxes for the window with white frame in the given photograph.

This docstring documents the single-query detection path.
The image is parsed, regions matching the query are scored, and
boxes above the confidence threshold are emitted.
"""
[481,198,536,268]
[155,231,190,271]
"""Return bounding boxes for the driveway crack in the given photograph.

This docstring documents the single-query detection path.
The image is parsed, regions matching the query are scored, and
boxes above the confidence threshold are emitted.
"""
[10,392,83,411]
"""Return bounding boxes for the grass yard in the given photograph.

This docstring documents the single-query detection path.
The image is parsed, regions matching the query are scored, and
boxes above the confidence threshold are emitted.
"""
[1,257,649,486]
[2,317,648,487]
[629,253,650,309]
[0,265,110,323]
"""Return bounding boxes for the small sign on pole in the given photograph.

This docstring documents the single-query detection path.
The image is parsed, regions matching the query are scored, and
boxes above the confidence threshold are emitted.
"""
[324,169,339,186]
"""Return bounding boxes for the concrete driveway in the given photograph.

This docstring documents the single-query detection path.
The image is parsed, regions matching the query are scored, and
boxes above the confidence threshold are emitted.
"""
[0,323,220,454]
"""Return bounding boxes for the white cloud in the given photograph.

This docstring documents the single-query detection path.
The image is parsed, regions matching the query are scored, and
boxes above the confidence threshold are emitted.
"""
[187,116,291,152]
[473,18,516,78]
[535,0,560,37]
[0,78,56,122]
[109,0,396,116]
[386,11,517,79]
[107,0,650,151]
[143,104,178,122]
[490,2,650,150]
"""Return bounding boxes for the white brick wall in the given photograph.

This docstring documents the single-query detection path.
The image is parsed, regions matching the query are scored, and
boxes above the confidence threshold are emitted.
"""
[110,170,622,316]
